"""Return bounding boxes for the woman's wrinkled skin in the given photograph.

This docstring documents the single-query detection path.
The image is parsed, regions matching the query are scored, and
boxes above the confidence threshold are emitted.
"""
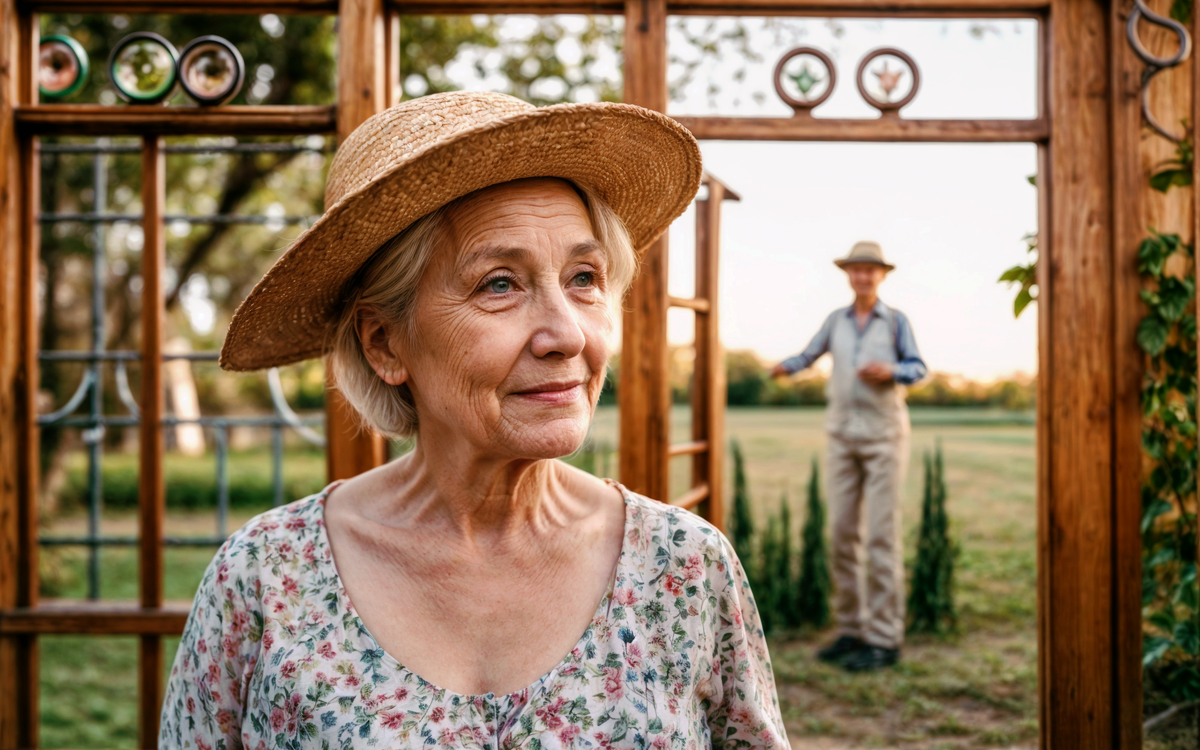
[323,178,628,696]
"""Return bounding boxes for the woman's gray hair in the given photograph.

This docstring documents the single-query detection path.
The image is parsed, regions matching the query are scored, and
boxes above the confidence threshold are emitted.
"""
[328,180,636,439]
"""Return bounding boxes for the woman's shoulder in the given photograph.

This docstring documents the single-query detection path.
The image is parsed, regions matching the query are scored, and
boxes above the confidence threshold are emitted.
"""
[614,483,735,562]
[208,485,333,584]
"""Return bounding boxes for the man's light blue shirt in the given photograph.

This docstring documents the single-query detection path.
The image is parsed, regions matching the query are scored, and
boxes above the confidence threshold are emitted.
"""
[780,299,928,384]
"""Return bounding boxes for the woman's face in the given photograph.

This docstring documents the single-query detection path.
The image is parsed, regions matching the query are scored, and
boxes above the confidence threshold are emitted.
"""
[402,178,616,459]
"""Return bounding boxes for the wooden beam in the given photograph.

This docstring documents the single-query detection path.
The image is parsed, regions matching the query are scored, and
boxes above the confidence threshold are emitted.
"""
[138,136,167,750]
[0,5,39,746]
[327,0,390,481]
[667,295,710,313]
[0,603,191,636]
[676,116,1050,143]
[692,180,727,531]
[619,0,671,502]
[386,0,1047,15]
[668,440,708,457]
[15,105,336,136]
[670,482,709,510]
[1041,0,1117,744]
[20,0,336,12]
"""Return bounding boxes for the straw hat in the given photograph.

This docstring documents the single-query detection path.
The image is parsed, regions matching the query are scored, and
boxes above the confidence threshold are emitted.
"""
[833,241,895,271]
[219,91,703,371]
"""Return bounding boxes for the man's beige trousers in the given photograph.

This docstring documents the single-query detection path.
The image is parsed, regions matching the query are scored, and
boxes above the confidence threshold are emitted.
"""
[827,433,910,649]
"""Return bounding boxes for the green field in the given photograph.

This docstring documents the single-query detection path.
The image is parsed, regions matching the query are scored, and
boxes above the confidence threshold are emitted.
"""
[37,406,1039,749]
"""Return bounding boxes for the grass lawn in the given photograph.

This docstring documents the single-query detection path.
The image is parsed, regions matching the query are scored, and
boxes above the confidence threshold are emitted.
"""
[37,406,1039,748]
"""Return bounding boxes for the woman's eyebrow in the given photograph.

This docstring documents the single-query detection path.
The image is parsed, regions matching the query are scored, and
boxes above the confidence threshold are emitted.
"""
[455,245,530,274]
[569,239,604,258]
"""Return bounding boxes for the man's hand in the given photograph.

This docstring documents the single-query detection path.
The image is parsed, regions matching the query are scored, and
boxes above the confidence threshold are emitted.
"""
[858,361,895,385]
[769,363,790,379]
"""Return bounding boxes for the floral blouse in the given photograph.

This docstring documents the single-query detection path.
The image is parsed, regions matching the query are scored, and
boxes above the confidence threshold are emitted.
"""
[160,480,788,750]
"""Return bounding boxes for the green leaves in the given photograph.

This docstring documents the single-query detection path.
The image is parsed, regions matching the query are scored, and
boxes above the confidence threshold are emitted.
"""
[998,230,1039,319]
[1138,225,1199,704]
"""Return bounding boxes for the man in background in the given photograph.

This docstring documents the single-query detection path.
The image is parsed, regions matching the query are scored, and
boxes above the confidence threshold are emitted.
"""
[770,240,927,672]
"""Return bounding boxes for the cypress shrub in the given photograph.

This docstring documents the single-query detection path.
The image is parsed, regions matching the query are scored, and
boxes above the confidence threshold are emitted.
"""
[796,457,832,629]
[908,443,959,634]
[729,439,756,569]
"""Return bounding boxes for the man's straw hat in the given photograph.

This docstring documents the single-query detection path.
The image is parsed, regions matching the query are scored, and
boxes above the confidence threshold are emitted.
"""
[833,241,895,271]
[219,91,702,371]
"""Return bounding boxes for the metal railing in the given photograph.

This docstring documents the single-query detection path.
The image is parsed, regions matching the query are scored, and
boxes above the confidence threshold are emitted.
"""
[37,138,330,599]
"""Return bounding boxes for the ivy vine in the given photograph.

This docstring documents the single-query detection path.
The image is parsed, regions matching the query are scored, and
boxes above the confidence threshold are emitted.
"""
[1138,229,1200,705]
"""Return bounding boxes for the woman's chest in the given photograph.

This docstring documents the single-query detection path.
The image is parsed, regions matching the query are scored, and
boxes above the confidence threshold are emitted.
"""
[243,605,716,749]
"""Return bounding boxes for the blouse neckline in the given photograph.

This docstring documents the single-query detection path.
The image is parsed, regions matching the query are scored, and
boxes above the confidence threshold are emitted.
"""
[312,477,635,703]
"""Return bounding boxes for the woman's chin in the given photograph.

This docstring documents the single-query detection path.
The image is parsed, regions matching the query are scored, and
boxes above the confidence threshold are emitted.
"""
[499,416,591,460]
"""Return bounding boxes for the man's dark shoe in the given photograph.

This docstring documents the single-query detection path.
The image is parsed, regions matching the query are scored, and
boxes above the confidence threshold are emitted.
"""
[842,645,900,672]
[815,635,866,664]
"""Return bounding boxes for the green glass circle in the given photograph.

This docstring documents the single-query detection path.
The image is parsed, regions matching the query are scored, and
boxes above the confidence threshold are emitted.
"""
[39,35,89,99]
[109,33,178,103]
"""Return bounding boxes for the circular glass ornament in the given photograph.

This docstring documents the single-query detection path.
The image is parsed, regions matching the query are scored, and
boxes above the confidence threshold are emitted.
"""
[178,36,245,105]
[109,32,179,104]
[39,35,89,99]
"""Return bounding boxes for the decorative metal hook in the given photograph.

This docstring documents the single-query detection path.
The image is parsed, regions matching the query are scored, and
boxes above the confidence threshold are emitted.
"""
[773,47,837,116]
[1126,0,1192,142]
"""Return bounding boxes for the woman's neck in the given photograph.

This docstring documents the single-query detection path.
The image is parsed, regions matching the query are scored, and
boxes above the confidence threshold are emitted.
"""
[371,441,571,543]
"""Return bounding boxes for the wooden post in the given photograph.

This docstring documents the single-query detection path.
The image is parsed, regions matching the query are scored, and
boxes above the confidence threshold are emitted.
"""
[138,135,167,749]
[620,0,670,501]
[1041,0,1119,744]
[327,0,390,480]
[0,6,38,747]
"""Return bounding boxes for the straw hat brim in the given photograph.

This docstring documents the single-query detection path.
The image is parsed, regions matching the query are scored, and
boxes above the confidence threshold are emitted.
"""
[834,258,895,271]
[219,102,702,371]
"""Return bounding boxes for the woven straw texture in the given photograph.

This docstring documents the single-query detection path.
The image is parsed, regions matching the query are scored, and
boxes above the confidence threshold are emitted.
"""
[219,91,702,371]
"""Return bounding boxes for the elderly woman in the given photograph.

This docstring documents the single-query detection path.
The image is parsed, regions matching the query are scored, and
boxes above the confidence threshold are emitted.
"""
[160,92,787,749]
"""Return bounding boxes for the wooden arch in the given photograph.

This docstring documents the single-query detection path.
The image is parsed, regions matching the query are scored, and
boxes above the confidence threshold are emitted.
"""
[0,0,1173,747]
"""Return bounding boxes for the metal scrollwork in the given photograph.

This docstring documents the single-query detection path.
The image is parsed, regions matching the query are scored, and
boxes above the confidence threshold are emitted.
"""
[1127,0,1193,142]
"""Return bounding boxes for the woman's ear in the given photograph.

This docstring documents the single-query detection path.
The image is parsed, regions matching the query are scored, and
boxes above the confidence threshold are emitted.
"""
[356,306,409,386]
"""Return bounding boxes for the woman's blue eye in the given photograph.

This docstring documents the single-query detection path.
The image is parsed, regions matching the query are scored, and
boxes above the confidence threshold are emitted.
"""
[573,272,593,287]
[488,278,512,293]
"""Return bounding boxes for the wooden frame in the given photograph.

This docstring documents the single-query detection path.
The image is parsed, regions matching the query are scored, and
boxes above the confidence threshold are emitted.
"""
[0,0,1158,747]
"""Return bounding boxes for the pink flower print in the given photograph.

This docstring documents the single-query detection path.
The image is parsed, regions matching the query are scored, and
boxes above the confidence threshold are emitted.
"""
[285,516,306,531]
[196,637,207,654]
[664,576,684,597]
[195,736,212,750]
[731,605,744,627]
[317,641,336,659]
[380,711,405,730]
[759,728,776,746]
[216,709,236,734]
[344,673,361,688]
[207,663,222,685]
[270,707,287,733]
[438,728,458,746]
[302,540,317,564]
[652,734,669,749]
[280,661,298,680]
[430,707,445,723]
[682,554,704,582]
[186,696,196,714]
[614,587,639,606]
[392,687,408,701]
[262,629,274,652]
[557,724,581,744]
[272,600,287,614]
[535,697,566,729]
[281,575,299,597]
[230,610,249,633]
[602,667,623,701]
[216,562,230,585]
[625,642,643,669]
[594,732,613,749]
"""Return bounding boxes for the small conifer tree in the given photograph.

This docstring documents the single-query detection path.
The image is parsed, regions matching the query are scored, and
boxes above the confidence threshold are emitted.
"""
[729,439,756,570]
[777,491,799,628]
[908,443,959,634]
[796,457,832,628]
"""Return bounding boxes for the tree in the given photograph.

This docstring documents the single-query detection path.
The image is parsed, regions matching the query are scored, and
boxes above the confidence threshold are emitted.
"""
[908,444,959,635]
[729,439,756,572]
[796,457,832,629]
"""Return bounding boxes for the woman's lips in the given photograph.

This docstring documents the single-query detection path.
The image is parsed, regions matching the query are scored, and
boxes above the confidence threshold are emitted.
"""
[512,382,585,405]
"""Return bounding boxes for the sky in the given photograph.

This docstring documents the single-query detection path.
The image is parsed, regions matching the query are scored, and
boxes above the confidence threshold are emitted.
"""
[435,16,1041,379]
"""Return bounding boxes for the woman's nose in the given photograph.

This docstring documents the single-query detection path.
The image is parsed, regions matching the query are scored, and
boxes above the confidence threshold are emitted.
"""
[529,287,586,359]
